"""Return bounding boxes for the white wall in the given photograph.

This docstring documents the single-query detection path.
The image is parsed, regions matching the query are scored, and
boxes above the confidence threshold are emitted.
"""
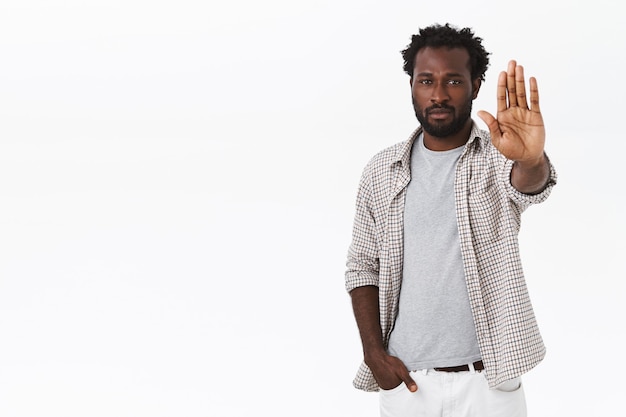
[0,1,623,416]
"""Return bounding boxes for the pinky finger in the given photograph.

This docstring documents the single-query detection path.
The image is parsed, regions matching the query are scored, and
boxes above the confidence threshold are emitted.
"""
[529,77,541,113]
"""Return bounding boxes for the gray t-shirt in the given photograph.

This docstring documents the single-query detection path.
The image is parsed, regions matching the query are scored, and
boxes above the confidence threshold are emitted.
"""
[387,134,482,370]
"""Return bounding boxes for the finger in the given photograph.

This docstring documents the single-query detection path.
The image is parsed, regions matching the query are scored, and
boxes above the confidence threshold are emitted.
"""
[515,64,529,109]
[401,372,418,392]
[506,60,517,107]
[496,71,507,113]
[477,110,501,143]
[529,76,541,113]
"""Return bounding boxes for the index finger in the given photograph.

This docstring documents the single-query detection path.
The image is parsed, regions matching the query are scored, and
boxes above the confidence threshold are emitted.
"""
[496,70,507,113]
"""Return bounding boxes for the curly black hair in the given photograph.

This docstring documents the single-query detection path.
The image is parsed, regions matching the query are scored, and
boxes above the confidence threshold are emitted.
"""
[401,23,490,82]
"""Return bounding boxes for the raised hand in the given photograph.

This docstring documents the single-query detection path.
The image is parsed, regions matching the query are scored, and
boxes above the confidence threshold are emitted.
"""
[477,60,545,164]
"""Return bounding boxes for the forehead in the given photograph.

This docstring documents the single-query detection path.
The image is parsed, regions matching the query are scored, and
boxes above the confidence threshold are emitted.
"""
[413,47,472,76]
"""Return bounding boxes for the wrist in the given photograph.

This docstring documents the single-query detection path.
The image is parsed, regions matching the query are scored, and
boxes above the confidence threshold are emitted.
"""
[515,153,546,170]
[364,347,388,364]
[511,152,551,194]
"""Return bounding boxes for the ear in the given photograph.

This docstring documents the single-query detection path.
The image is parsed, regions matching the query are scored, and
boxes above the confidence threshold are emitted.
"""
[409,77,413,88]
[472,78,481,99]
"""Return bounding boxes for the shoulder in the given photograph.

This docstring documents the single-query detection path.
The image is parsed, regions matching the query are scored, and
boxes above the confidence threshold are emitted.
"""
[362,132,415,178]
[364,143,401,171]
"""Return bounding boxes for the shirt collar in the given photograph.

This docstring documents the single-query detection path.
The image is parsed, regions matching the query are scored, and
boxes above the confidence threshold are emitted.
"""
[393,121,488,167]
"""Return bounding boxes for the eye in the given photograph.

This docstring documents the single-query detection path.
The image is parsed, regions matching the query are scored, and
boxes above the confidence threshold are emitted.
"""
[418,79,432,85]
[447,80,461,85]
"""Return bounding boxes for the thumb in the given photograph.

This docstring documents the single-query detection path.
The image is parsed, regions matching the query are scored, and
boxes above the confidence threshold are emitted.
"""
[477,110,498,136]
[402,373,418,392]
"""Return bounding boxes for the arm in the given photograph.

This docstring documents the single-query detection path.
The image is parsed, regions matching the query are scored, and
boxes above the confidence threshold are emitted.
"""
[346,163,416,391]
[510,153,550,195]
[478,60,551,194]
[350,285,417,392]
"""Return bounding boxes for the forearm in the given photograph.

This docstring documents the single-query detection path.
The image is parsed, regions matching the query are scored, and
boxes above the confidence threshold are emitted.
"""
[510,153,551,195]
[350,285,417,391]
[350,285,386,361]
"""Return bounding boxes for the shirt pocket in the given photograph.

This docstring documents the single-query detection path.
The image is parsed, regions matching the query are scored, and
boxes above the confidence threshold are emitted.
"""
[467,184,506,244]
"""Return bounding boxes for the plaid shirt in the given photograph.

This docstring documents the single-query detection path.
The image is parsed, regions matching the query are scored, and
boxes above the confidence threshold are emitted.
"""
[345,123,557,391]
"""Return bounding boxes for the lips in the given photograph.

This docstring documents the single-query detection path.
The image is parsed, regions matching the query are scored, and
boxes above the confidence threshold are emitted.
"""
[427,108,452,120]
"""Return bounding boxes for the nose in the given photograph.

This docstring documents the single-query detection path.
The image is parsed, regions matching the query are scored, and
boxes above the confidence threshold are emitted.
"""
[431,82,450,104]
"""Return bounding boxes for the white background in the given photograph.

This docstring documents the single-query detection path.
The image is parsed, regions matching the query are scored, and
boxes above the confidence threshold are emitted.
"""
[0,1,624,416]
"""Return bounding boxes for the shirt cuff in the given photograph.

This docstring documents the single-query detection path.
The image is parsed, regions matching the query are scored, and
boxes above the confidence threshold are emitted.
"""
[503,157,558,208]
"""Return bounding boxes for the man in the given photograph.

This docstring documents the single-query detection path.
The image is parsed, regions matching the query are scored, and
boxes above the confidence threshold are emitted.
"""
[345,23,556,417]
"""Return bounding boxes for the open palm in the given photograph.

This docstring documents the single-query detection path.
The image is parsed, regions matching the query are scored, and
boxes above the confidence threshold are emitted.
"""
[478,60,545,164]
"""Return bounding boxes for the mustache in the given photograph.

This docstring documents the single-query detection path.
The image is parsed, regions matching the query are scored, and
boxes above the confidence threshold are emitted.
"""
[425,104,454,114]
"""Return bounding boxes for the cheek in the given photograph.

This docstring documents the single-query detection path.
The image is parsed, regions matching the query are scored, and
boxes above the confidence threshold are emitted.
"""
[453,89,476,103]
[411,87,429,103]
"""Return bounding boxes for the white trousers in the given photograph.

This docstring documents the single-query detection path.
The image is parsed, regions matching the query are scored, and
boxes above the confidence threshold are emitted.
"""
[379,368,526,417]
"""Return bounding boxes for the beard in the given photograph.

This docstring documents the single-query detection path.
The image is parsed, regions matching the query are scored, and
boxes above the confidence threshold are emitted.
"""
[413,97,473,138]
